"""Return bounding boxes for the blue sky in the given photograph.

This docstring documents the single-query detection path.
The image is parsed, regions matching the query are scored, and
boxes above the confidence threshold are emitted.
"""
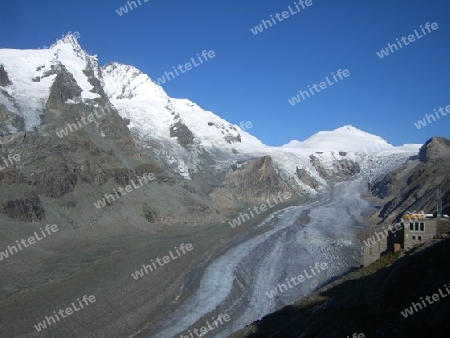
[1,0,449,146]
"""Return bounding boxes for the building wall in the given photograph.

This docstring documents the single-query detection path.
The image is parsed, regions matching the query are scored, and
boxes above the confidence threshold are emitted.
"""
[387,223,404,252]
[362,236,387,267]
[362,218,450,267]
[402,219,437,250]
[437,219,450,235]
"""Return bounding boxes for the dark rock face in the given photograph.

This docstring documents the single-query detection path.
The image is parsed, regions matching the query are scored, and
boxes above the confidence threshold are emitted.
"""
[142,204,159,223]
[419,137,450,162]
[369,137,450,223]
[2,195,45,222]
[222,155,292,204]
[0,65,12,86]
[0,170,24,185]
[0,102,25,135]
[309,155,360,179]
[170,121,195,148]
[224,133,241,144]
[46,65,82,110]
[29,163,78,198]
[83,68,104,97]
[309,155,331,178]
[334,159,360,176]
[369,173,395,199]
[41,66,138,157]
[296,167,320,189]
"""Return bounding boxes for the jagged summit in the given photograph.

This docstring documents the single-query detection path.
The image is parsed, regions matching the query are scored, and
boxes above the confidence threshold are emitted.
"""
[100,58,264,156]
[102,62,163,100]
[0,35,104,131]
[50,33,83,51]
[419,136,450,162]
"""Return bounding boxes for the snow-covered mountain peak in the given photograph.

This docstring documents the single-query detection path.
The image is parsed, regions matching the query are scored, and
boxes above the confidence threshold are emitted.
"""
[101,61,264,152]
[102,62,166,101]
[50,34,100,79]
[283,125,393,152]
[0,35,102,130]
[336,124,360,132]
[50,34,83,51]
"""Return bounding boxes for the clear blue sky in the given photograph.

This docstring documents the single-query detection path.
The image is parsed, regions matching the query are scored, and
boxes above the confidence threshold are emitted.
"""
[1,0,449,146]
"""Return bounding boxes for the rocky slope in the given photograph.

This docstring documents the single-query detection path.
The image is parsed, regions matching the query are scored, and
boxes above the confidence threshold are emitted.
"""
[369,137,450,224]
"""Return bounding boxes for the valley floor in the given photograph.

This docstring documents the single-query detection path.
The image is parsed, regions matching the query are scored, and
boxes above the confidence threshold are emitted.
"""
[139,181,371,337]
[0,181,372,338]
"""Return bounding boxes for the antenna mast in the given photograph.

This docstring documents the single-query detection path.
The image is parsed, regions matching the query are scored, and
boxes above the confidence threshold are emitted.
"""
[437,187,443,218]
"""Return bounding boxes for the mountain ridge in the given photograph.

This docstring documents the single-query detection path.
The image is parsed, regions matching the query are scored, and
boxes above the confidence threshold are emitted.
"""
[0,34,421,189]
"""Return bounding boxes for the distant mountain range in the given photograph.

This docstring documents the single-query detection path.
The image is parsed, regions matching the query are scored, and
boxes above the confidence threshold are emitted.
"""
[0,34,421,194]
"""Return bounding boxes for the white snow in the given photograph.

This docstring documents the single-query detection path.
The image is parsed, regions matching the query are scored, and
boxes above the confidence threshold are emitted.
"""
[102,62,179,140]
[282,125,393,152]
[0,34,99,130]
[171,98,264,150]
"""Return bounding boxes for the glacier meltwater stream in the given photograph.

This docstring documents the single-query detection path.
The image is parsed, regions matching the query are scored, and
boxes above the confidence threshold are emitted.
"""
[145,181,370,337]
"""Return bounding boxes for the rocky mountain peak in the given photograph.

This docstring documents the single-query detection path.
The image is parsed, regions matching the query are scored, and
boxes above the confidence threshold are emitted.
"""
[50,34,100,79]
[50,33,83,51]
[101,61,164,100]
[0,64,12,86]
[419,137,450,162]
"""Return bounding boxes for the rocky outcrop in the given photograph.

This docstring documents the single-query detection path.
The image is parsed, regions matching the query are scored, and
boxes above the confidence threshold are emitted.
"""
[29,163,78,198]
[296,167,320,189]
[0,103,25,135]
[1,194,45,222]
[220,155,292,204]
[309,155,331,178]
[369,137,450,223]
[369,172,396,199]
[0,64,11,86]
[142,203,159,223]
[334,159,361,176]
[46,64,82,112]
[310,155,360,180]
[0,170,24,185]
[224,133,242,144]
[170,121,195,148]
[419,137,450,162]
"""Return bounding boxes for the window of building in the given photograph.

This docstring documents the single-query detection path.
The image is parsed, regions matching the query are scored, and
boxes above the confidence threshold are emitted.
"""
[409,222,414,231]
[420,223,424,231]
[415,222,419,231]
[412,235,416,240]
[418,236,422,241]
